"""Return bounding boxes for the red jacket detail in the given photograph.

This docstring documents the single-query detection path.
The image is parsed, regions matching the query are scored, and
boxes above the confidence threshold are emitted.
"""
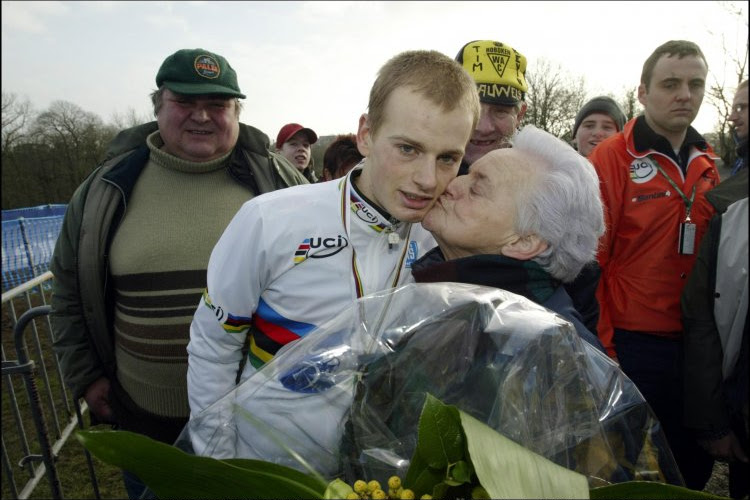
[589,118,720,358]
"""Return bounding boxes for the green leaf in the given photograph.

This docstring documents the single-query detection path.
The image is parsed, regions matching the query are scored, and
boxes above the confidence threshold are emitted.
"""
[471,485,491,499]
[590,481,730,499]
[416,394,465,469]
[459,410,590,499]
[404,445,426,488]
[223,458,327,495]
[76,430,326,499]
[404,450,447,499]
[324,478,354,499]
[431,481,450,499]
[447,460,472,484]
[409,463,446,499]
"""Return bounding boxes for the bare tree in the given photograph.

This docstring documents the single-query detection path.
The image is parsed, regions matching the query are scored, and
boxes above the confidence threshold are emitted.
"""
[31,100,110,191]
[618,87,642,121]
[2,99,119,208]
[705,1,749,167]
[522,58,587,141]
[1,92,34,152]
[110,107,152,130]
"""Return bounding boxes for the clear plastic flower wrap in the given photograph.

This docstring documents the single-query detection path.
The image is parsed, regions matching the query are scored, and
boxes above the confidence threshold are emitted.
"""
[178,282,683,488]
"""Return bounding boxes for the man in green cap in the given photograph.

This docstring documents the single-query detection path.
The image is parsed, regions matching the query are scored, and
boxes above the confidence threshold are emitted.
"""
[49,48,307,499]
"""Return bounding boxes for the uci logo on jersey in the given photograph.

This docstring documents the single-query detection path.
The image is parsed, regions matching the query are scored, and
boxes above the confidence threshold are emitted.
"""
[629,158,657,184]
[351,201,380,225]
[293,235,349,264]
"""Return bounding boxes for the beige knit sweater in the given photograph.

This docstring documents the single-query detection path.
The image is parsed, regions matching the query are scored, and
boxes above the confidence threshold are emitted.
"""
[109,132,252,418]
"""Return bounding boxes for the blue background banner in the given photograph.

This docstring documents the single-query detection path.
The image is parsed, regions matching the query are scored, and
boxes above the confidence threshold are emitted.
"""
[2,204,67,292]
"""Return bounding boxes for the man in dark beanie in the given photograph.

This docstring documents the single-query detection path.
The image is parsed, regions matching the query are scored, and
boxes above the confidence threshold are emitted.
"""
[50,47,307,499]
[572,96,627,157]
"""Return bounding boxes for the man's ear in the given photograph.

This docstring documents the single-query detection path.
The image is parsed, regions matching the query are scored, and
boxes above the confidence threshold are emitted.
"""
[516,101,528,123]
[356,113,371,157]
[637,83,647,106]
[500,234,548,260]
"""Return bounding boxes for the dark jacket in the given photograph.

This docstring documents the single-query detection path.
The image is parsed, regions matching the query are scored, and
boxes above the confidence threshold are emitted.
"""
[458,161,601,335]
[706,166,748,214]
[50,121,308,402]
[730,135,748,176]
[411,248,606,354]
[683,169,748,437]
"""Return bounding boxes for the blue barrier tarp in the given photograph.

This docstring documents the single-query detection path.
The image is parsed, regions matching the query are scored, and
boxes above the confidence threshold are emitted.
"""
[2,204,67,222]
[2,206,66,292]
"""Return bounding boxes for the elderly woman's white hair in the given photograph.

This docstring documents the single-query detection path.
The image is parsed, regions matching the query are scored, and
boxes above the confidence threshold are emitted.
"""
[511,125,605,282]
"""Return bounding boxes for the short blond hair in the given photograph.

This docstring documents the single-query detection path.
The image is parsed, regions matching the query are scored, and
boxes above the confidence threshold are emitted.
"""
[367,50,480,137]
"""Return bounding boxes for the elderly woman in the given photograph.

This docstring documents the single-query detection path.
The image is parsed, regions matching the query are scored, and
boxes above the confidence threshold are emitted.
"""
[414,125,606,352]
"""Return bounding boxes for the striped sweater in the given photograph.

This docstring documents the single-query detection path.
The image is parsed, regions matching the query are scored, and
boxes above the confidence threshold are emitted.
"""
[108,132,252,418]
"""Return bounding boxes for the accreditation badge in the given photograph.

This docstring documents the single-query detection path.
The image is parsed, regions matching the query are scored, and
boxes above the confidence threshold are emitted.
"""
[678,221,696,255]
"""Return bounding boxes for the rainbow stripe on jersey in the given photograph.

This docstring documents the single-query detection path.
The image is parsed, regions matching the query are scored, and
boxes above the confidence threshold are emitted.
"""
[248,298,317,369]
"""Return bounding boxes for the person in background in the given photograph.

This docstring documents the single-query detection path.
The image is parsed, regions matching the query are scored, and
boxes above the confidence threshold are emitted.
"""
[187,49,480,417]
[413,125,606,354]
[456,39,600,335]
[728,79,748,176]
[49,48,307,499]
[682,79,749,500]
[589,39,719,489]
[683,194,749,500]
[320,133,364,181]
[276,122,318,182]
[572,96,627,157]
[566,95,627,332]
[695,81,748,212]
[454,40,528,175]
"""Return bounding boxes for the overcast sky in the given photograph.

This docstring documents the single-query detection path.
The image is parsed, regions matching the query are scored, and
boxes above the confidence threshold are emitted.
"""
[2,1,747,139]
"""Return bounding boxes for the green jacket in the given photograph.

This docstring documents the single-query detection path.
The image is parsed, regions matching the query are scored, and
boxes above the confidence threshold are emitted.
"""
[50,121,307,400]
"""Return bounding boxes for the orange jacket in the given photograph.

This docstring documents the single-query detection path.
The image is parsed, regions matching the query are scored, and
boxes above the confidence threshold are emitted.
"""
[589,118,720,358]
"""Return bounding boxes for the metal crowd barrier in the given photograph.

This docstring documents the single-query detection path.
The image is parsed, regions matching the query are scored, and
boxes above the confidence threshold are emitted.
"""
[1,272,101,499]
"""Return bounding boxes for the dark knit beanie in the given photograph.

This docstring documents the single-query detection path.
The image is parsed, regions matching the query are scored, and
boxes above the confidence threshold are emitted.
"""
[572,96,626,138]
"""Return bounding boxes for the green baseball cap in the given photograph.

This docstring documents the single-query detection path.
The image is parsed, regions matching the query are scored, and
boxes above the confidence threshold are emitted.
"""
[155,48,246,98]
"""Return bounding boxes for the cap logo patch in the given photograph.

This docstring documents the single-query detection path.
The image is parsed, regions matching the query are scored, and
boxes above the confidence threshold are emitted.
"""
[485,45,511,78]
[193,55,221,79]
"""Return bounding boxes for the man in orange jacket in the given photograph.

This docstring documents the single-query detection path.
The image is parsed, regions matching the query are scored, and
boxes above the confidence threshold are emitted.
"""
[588,40,719,490]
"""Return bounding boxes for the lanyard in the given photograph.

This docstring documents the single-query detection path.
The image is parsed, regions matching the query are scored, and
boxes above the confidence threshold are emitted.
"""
[339,177,411,298]
[650,156,696,222]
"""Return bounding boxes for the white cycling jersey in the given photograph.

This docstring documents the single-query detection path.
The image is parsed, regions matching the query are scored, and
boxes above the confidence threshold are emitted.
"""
[187,167,435,416]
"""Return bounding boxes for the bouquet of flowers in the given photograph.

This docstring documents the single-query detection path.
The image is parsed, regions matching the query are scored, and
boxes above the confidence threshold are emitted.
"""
[78,283,725,499]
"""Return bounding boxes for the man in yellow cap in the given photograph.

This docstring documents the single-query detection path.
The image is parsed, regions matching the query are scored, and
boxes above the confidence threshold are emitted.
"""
[455,40,528,174]
[50,47,307,499]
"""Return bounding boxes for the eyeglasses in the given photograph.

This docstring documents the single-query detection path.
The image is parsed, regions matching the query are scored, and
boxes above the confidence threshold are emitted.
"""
[733,103,748,114]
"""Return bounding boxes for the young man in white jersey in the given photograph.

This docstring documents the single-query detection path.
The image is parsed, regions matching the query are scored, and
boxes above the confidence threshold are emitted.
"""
[187,50,480,416]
